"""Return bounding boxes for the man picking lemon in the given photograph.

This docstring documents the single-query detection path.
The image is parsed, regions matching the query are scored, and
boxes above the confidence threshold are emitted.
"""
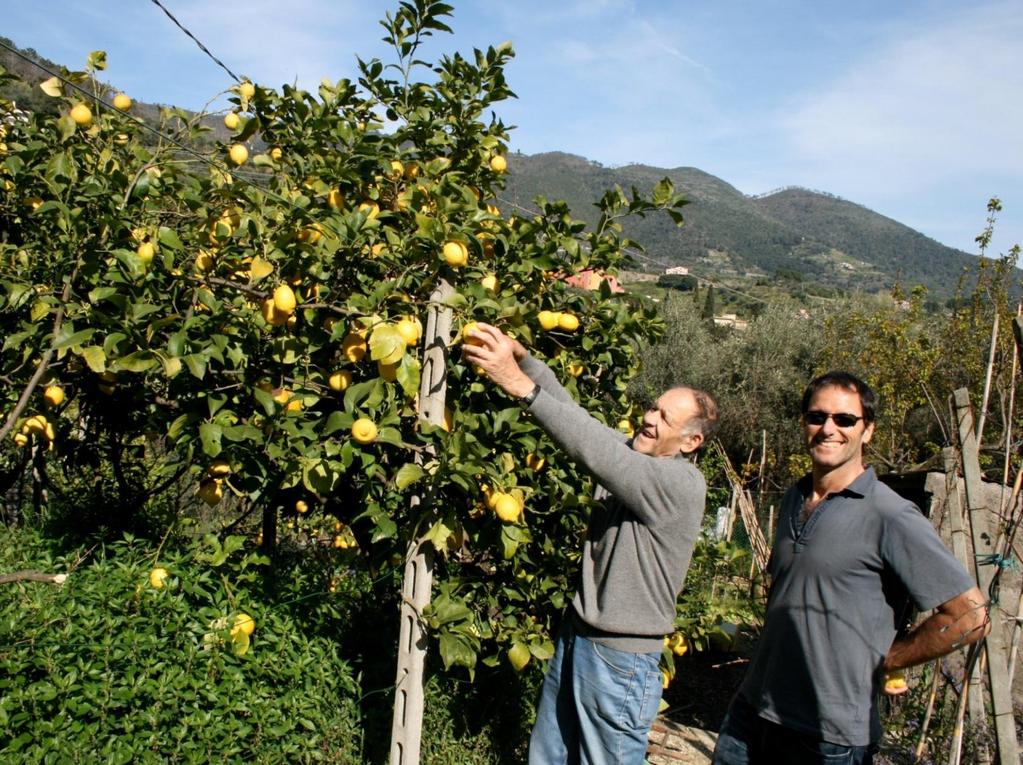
[463,322,717,765]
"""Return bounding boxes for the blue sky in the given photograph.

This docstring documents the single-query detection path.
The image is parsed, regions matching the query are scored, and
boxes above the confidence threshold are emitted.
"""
[6,0,1022,259]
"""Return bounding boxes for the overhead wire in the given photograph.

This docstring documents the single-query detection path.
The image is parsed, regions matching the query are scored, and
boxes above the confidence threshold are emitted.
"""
[148,0,242,84]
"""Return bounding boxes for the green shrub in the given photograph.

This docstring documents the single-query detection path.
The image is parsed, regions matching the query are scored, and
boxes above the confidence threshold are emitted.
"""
[0,528,363,763]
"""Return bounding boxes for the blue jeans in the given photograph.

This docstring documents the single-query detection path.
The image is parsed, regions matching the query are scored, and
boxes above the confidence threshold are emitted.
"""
[713,696,877,765]
[528,617,663,765]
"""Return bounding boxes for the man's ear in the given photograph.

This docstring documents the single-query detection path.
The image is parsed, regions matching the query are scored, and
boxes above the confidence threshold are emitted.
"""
[862,421,876,445]
[681,431,703,454]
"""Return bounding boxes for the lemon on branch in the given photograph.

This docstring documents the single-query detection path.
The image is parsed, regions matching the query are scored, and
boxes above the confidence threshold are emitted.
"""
[351,418,378,445]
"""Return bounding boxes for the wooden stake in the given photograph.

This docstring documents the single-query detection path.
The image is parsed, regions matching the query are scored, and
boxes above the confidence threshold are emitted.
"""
[977,312,1000,442]
[953,389,1019,764]
[389,280,453,765]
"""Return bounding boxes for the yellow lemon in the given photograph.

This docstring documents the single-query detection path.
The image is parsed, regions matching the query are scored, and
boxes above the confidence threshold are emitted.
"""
[13,433,28,447]
[342,332,368,363]
[351,418,378,444]
[558,313,580,332]
[328,370,353,392]
[232,612,256,637]
[238,81,256,99]
[490,155,507,173]
[662,670,671,689]
[23,415,48,435]
[568,362,584,377]
[70,103,92,127]
[884,670,908,693]
[228,144,249,166]
[136,241,155,266]
[207,459,231,478]
[43,385,65,407]
[198,479,223,506]
[403,162,420,181]
[537,311,560,331]
[358,200,380,219]
[260,298,288,327]
[492,492,522,522]
[461,321,485,348]
[112,93,132,110]
[388,159,404,179]
[223,111,241,130]
[295,500,308,514]
[269,147,282,161]
[327,188,345,208]
[396,318,420,346]
[668,632,688,656]
[480,273,498,291]
[273,284,297,314]
[195,249,215,272]
[149,567,169,589]
[441,240,468,267]
[525,453,545,472]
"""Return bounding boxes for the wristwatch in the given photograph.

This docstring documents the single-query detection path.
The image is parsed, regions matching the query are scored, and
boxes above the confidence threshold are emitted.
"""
[520,383,541,406]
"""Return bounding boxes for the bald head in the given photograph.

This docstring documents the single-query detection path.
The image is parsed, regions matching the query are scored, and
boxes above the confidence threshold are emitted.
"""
[632,386,717,457]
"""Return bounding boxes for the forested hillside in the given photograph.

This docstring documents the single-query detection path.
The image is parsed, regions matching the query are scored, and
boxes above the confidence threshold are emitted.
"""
[500,152,990,300]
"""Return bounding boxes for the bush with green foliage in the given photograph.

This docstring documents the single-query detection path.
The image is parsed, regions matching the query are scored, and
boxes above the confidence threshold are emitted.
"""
[0,528,366,763]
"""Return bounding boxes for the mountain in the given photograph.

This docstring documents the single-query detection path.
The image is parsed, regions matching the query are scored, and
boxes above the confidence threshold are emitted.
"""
[498,152,984,300]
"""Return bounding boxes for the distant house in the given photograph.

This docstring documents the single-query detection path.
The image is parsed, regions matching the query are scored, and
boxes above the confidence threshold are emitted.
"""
[563,269,624,293]
[664,266,689,276]
[713,313,749,331]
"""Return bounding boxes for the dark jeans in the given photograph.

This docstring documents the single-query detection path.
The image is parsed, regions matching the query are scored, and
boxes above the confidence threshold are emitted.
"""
[713,696,877,765]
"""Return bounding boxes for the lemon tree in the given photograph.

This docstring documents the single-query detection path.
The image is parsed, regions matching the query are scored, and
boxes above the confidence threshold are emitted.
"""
[0,0,686,688]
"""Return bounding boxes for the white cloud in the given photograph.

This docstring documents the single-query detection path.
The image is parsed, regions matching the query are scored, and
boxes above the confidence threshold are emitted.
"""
[780,2,1023,196]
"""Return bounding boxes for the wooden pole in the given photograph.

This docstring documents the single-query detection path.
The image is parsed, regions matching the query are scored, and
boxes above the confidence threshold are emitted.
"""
[976,312,1000,443]
[953,388,1019,764]
[389,281,453,765]
[942,447,988,735]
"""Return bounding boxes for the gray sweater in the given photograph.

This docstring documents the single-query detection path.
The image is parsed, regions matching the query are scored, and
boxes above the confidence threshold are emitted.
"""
[520,356,707,653]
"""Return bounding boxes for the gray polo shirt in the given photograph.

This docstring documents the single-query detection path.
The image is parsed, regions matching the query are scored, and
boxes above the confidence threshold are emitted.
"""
[738,467,975,746]
[519,355,707,653]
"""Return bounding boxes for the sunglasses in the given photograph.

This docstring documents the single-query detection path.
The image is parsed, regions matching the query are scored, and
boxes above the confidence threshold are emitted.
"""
[803,410,865,428]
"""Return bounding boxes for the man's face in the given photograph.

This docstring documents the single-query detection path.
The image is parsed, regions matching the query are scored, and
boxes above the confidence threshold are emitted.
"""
[803,385,875,473]
[632,388,703,457]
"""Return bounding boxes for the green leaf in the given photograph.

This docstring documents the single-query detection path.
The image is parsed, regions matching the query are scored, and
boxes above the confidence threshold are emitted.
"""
[87,50,108,71]
[30,300,49,323]
[423,520,453,552]
[161,355,182,378]
[369,323,406,363]
[157,227,183,250]
[437,632,476,673]
[199,422,223,457]
[81,345,106,373]
[39,76,62,97]
[54,326,95,350]
[375,426,404,447]
[394,463,424,489]
[116,351,158,373]
[184,354,207,380]
[303,459,344,494]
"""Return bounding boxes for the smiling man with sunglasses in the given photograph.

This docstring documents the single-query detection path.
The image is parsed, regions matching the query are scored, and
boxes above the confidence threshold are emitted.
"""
[713,371,988,765]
